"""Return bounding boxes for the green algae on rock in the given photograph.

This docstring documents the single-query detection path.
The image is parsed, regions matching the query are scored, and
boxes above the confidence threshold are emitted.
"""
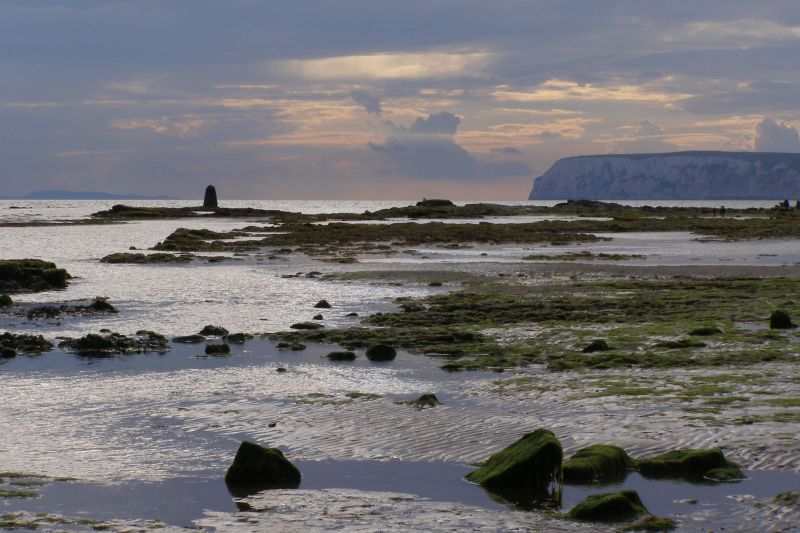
[365,344,397,361]
[565,490,649,523]
[199,325,229,336]
[636,448,743,482]
[582,339,611,353]
[0,259,69,293]
[326,350,356,361]
[226,332,253,343]
[0,294,12,307]
[623,515,678,531]
[563,444,634,484]
[466,429,563,508]
[224,441,301,494]
[100,252,193,264]
[58,331,169,356]
[0,332,52,355]
[403,393,441,409]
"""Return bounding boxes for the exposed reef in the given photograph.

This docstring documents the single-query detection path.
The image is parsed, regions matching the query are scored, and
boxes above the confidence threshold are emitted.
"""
[0,259,69,293]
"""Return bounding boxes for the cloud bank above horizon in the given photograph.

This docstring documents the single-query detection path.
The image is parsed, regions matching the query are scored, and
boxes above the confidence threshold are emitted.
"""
[1,1,799,199]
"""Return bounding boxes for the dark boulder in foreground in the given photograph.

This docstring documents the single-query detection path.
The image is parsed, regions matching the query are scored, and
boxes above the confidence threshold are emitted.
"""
[0,294,12,307]
[637,448,743,482]
[769,310,793,329]
[566,490,649,522]
[466,429,563,507]
[365,344,397,361]
[225,441,300,494]
[203,185,218,209]
[563,444,634,484]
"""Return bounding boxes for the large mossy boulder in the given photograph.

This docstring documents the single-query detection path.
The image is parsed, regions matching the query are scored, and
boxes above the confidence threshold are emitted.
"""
[563,444,634,484]
[0,259,69,293]
[224,441,300,494]
[769,310,793,329]
[365,344,397,362]
[636,448,743,482]
[466,429,563,507]
[566,490,649,522]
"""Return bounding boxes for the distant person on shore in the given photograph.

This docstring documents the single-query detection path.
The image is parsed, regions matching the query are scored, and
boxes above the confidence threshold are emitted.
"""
[781,199,790,210]
[719,205,726,217]
[795,200,800,210]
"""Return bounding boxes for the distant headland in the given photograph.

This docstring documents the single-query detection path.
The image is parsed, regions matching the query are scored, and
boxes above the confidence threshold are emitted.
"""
[530,151,800,200]
[0,190,178,200]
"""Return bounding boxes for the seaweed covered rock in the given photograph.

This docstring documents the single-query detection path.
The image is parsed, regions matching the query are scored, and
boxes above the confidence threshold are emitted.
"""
[636,448,743,482]
[172,334,205,344]
[566,490,649,522]
[365,344,397,362]
[404,393,440,409]
[0,294,12,307]
[59,332,169,356]
[0,259,69,293]
[290,322,323,330]
[226,333,253,344]
[582,339,610,353]
[199,325,229,336]
[326,350,356,361]
[1,347,17,358]
[101,252,193,264]
[205,343,231,355]
[466,429,563,507]
[563,445,634,484]
[769,310,793,329]
[0,332,53,354]
[224,441,300,493]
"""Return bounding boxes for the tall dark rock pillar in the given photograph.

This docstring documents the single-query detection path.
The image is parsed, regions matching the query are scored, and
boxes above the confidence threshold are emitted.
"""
[203,185,218,208]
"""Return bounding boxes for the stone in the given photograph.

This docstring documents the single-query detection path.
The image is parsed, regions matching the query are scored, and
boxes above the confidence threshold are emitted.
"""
[566,490,649,522]
[636,448,743,482]
[326,350,356,361]
[314,299,332,309]
[769,310,793,329]
[199,325,229,336]
[224,441,301,494]
[172,334,206,344]
[466,428,563,507]
[203,185,218,208]
[582,339,610,353]
[365,344,397,362]
[0,294,12,307]
[205,343,231,355]
[563,445,634,484]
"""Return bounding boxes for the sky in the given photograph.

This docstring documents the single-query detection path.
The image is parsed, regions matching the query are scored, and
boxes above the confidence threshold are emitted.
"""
[1,1,799,200]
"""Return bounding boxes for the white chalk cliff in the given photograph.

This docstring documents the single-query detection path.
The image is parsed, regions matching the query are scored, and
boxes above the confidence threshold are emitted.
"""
[529,151,800,200]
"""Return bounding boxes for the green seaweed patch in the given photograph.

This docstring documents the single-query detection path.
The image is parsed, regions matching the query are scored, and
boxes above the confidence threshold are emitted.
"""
[565,490,649,523]
[689,326,722,336]
[655,338,706,349]
[345,391,381,400]
[622,515,678,531]
[764,397,800,407]
[636,448,743,482]
[563,445,634,484]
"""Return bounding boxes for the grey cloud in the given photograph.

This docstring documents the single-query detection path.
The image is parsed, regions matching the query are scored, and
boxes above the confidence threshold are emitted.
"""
[351,89,381,115]
[755,118,800,152]
[369,112,529,180]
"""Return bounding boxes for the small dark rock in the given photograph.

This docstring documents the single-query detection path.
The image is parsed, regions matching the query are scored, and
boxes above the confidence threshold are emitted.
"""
[312,314,323,320]
[326,350,356,361]
[314,299,332,309]
[0,347,17,358]
[582,339,610,353]
[172,334,206,344]
[365,344,397,362]
[224,441,300,494]
[769,310,793,329]
[566,490,649,522]
[205,343,231,355]
[199,325,229,336]
[290,322,323,330]
[345,312,358,317]
[275,368,287,373]
[226,332,253,344]
[0,294,12,307]
[405,393,440,409]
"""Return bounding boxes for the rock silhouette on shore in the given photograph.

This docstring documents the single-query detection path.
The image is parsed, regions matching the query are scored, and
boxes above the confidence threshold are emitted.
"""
[203,185,218,208]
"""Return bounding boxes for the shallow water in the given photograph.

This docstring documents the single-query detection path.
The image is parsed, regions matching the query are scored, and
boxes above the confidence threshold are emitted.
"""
[2,199,799,531]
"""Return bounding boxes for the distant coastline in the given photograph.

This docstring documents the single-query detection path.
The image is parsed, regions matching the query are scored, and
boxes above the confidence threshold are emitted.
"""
[0,190,179,200]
